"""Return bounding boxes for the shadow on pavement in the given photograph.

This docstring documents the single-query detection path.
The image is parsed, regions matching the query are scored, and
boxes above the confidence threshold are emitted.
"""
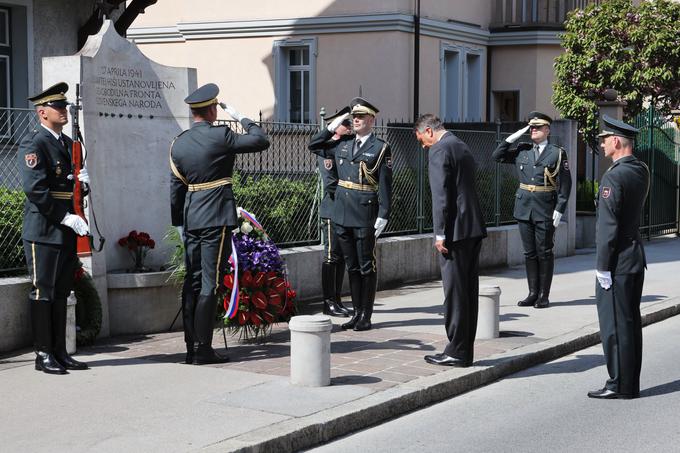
[331,374,383,386]
[641,379,680,398]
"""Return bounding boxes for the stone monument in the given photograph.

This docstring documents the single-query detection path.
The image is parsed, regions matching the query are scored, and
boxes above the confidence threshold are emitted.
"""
[42,21,197,336]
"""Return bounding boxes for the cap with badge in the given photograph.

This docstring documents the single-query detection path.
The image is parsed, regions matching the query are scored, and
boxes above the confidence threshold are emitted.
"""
[527,111,552,127]
[597,114,639,139]
[325,106,351,125]
[28,82,69,108]
[185,83,219,109]
[350,97,379,117]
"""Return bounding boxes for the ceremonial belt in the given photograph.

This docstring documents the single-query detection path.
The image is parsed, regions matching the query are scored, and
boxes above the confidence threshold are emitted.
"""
[51,191,73,200]
[338,180,377,192]
[519,183,555,193]
[188,177,232,192]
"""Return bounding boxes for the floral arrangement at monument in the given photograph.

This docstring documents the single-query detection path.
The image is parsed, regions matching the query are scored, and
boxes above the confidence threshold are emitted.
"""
[118,230,155,272]
[222,208,296,342]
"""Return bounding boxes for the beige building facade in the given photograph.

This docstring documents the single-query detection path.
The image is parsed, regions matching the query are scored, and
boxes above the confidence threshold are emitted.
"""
[128,0,601,123]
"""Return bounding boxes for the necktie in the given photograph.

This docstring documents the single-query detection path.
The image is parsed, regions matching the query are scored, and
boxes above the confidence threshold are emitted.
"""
[354,139,362,157]
[533,144,540,161]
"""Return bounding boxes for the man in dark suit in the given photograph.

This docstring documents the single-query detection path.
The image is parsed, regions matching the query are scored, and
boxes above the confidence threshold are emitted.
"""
[19,82,90,374]
[588,115,649,400]
[492,111,572,308]
[316,107,352,317]
[415,114,487,367]
[308,97,393,331]
[170,83,270,364]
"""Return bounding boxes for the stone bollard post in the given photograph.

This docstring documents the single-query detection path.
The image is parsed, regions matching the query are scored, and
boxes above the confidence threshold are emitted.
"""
[289,315,332,387]
[66,291,77,354]
[476,285,501,340]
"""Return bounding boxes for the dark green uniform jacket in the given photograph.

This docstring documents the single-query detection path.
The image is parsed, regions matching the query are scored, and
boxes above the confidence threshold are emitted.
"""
[170,119,269,230]
[492,141,572,221]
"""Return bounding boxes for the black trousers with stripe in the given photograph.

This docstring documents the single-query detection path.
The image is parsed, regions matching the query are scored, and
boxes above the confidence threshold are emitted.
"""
[321,218,344,265]
[333,224,376,275]
[23,234,78,303]
[184,226,232,297]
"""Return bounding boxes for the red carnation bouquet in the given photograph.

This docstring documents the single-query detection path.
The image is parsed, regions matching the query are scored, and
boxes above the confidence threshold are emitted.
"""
[221,208,296,342]
[117,230,155,272]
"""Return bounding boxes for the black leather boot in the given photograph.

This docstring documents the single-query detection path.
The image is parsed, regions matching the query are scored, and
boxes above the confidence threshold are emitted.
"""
[53,297,88,370]
[322,262,349,317]
[334,261,351,316]
[518,257,540,307]
[31,300,67,375]
[181,280,197,364]
[354,272,377,331]
[341,272,363,330]
[193,295,229,364]
[535,257,554,309]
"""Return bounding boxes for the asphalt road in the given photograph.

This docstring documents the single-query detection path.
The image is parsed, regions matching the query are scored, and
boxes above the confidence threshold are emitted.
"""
[309,315,680,453]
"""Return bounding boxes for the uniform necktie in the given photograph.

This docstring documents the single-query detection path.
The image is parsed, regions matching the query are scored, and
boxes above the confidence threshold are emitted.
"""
[533,144,540,161]
[353,139,362,157]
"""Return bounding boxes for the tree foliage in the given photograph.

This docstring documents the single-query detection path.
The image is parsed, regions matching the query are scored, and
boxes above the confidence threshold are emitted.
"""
[553,0,680,145]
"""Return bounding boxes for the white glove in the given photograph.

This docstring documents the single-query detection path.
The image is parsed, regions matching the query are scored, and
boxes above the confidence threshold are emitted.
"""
[596,270,612,290]
[219,103,244,122]
[552,210,562,228]
[61,214,89,236]
[374,217,388,238]
[176,226,184,242]
[67,167,90,184]
[506,125,530,144]
[327,113,351,132]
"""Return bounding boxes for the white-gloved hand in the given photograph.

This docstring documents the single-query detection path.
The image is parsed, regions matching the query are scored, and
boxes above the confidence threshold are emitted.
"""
[67,167,90,184]
[327,113,351,132]
[219,103,244,122]
[596,270,612,290]
[506,125,530,143]
[61,213,89,236]
[176,226,184,242]
[552,210,562,228]
[374,217,388,238]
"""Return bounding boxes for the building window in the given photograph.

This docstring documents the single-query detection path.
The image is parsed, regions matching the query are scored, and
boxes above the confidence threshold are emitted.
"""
[493,91,519,122]
[440,43,484,122]
[0,7,10,111]
[273,38,316,124]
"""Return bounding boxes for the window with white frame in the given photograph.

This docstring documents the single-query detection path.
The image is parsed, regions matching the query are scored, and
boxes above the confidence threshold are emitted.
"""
[273,38,316,124]
[440,43,484,122]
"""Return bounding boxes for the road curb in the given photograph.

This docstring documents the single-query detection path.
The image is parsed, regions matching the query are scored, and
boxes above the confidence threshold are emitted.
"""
[204,297,680,452]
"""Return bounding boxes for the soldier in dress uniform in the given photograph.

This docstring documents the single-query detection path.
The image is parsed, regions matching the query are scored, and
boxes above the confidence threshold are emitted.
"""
[492,111,572,308]
[19,82,91,374]
[170,83,270,364]
[315,106,352,317]
[588,115,649,400]
[308,97,393,331]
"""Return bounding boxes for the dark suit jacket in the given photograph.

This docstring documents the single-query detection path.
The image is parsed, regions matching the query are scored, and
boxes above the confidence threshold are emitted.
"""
[309,129,392,228]
[492,140,572,221]
[596,155,649,274]
[428,132,487,243]
[170,119,269,230]
[19,126,77,245]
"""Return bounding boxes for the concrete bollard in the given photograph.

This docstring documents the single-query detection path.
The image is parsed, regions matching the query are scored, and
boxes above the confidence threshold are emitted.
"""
[66,291,77,354]
[476,285,501,340]
[289,315,332,387]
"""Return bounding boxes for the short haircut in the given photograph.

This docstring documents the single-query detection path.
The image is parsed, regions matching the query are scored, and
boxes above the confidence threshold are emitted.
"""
[414,114,444,132]
[191,105,213,117]
[618,136,633,148]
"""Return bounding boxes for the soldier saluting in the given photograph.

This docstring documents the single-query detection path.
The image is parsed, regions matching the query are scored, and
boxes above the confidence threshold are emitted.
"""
[492,111,572,308]
[588,116,649,400]
[19,82,91,374]
[309,97,393,331]
[170,83,270,364]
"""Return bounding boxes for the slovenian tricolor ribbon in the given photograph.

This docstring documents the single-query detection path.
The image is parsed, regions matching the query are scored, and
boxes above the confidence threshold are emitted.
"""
[224,237,239,319]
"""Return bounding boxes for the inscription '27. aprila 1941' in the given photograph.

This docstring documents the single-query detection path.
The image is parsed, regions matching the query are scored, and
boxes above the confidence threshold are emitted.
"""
[94,65,176,110]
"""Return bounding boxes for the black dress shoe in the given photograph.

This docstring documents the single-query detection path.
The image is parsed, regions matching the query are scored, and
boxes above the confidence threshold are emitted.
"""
[424,353,471,367]
[55,353,89,370]
[587,388,636,399]
[193,345,229,365]
[534,297,549,309]
[35,352,68,375]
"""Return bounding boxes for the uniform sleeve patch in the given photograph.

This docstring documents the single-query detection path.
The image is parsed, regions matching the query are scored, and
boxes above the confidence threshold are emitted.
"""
[323,158,333,170]
[563,160,569,170]
[602,186,611,199]
[25,153,38,168]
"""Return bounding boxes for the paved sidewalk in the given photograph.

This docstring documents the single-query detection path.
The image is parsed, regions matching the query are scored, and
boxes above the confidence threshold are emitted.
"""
[1,236,679,453]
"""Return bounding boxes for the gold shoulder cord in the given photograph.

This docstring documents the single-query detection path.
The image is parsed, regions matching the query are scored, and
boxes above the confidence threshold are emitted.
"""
[169,137,189,186]
[544,147,563,187]
[359,142,388,186]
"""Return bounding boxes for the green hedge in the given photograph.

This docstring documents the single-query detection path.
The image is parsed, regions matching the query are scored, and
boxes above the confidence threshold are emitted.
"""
[0,187,25,273]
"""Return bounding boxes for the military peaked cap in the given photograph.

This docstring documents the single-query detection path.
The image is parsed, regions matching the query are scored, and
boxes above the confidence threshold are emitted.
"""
[350,97,379,116]
[28,82,68,107]
[597,114,639,139]
[325,105,351,122]
[527,111,552,127]
[185,83,219,108]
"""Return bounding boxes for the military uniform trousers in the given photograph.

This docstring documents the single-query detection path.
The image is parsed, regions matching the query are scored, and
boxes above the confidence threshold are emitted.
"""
[440,237,483,361]
[596,271,644,396]
[333,224,375,275]
[517,215,555,260]
[321,217,344,266]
